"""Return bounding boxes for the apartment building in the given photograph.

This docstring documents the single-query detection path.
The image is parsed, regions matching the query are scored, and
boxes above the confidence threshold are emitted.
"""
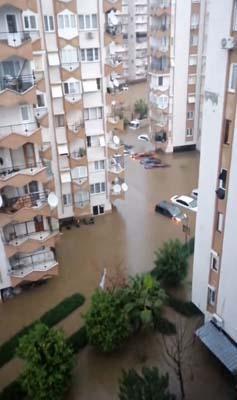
[192,0,237,372]
[0,0,126,301]
[148,0,204,152]
[119,0,148,82]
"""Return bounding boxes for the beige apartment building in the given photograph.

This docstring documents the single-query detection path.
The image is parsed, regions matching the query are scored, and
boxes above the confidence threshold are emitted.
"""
[0,0,126,301]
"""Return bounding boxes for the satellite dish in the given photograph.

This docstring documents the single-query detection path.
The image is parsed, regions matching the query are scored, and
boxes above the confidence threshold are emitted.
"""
[0,195,3,208]
[111,100,116,106]
[121,183,128,192]
[113,135,120,145]
[113,184,121,194]
[113,78,119,88]
[47,192,58,209]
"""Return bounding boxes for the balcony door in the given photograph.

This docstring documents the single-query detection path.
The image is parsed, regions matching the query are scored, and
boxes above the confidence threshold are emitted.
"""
[34,216,44,232]
[23,143,36,168]
[6,14,17,33]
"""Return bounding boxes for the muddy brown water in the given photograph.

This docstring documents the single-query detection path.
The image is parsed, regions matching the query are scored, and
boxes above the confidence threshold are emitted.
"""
[0,130,233,399]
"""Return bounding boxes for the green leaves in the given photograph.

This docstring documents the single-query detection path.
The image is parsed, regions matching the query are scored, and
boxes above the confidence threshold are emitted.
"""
[17,323,74,400]
[152,239,189,286]
[134,99,148,119]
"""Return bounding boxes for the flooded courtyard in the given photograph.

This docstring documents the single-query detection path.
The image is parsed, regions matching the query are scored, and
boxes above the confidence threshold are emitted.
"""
[0,129,233,399]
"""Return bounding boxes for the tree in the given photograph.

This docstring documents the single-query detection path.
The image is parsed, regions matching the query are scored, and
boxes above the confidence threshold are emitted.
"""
[134,99,148,119]
[118,366,175,400]
[17,323,74,400]
[124,274,166,331]
[84,289,130,353]
[153,240,188,286]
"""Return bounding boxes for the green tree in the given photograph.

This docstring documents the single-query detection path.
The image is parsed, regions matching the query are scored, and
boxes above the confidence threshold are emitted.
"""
[124,274,166,331]
[119,367,175,400]
[134,99,148,119]
[17,323,74,400]
[84,289,130,353]
[153,240,188,286]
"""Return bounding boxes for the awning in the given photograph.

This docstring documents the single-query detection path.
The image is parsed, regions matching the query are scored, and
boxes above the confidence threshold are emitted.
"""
[196,322,237,375]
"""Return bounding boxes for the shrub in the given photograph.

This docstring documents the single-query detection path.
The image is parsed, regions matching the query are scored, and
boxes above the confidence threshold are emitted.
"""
[134,99,148,119]
[17,323,74,400]
[119,367,175,400]
[68,326,88,353]
[168,296,201,317]
[0,293,85,368]
[153,240,189,286]
[0,381,25,400]
[85,289,130,353]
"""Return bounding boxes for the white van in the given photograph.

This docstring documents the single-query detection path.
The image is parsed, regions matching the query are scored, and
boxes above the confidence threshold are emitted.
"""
[129,119,140,129]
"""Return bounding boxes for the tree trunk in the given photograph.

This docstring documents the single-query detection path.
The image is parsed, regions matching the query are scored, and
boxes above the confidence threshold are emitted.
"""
[178,366,185,400]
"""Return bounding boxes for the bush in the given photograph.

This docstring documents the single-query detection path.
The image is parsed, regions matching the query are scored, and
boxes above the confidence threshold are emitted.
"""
[152,240,189,287]
[68,326,88,353]
[0,293,85,368]
[119,367,175,400]
[134,99,148,119]
[17,323,74,400]
[168,296,201,317]
[182,237,195,256]
[85,289,130,353]
[0,381,26,400]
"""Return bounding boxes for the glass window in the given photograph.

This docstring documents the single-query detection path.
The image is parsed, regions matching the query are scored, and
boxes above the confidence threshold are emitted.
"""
[95,183,100,193]
[85,15,90,29]
[37,94,45,107]
[217,212,224,232]
[55,114,64,127]
[21,105,30,121]
[229,64,237,91]
[81,49,85,61]
[101,182,105,192]
[24,15,37,30]
[92,14,97,28]
[87,49,93,61]
[94,48,99,60]
[79,15,84,29]
[44,16,54,32]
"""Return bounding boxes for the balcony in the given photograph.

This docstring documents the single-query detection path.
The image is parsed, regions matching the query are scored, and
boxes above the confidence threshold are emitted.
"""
[153,131,168,151]
[0,0,37,11]
[4,229,60,258]
[9,249,59,287]
[0,72,43,106]
[0,30,39,60]
[105,55,123,75]
[67,122,85,143]
[103,0,122,13]
[106,87,125,105]
[150,57,170,73]
[110,177,125,200]
[0,191,55,227]
[105,15,123,46]
[74,199,91,218]
[108,154,124,175]
[108,140,124,156]
[0,162,48,189]
[0,120,41,149]
[72,177,89,193]
[107,115,124,132]
[69,149,87,168]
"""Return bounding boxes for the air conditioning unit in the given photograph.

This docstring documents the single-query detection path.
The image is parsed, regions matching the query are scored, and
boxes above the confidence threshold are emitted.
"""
[86,32,94,40]
[212,314,224,329]
[221,37,236,50]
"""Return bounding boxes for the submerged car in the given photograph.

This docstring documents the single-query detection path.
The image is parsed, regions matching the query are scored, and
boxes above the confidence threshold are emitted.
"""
[138,134,149,142]
[129,119,140,129]
[155,201,184,222]
[191,188,198,198]
[171,195,197,212]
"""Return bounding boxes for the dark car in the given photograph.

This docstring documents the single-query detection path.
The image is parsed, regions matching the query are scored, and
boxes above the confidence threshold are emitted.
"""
[155,201,184,222]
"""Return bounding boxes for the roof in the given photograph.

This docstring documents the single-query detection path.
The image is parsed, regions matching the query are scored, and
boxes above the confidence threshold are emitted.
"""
[196,322,237,375]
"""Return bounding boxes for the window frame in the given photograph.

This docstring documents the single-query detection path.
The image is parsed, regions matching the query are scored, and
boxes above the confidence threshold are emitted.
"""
[80,48,100,62]
[78,14,98,30]
[229,63,237,92]
[207,285,216,306]
[44,15,54,32]
[23,14,37,30]
[186,128,193,137]
[210,250,219,272]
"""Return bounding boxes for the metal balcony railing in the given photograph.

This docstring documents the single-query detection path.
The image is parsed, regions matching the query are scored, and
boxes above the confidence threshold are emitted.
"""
[0,120,40,136]
[70,149,86,159]
[0,191,49,213]
[105,23,122,36]
[0,30,39,45]
[3,227,58,244]
[106,55,123,67]
[10,249,56,271]
[0,72,43,93]
[0,161,45,178]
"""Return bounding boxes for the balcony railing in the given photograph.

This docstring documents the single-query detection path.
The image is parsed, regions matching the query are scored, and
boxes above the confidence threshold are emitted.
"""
[0,72,43,93]
[0,120,40,137]
[10,250,57,277]
[70,149,86,159]
[0,30,39,46]
[0,191,49,213]
[106,55,123,67]
[0,161,45,178]
[3,227,58,245]
[74,199,90,209]
[105,23,122,36]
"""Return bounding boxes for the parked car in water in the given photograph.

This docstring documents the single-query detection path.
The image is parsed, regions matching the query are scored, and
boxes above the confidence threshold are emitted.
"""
[138,134,149,142]
[129,119,140,129]
[191,188,198,198]
[171,195,197,212]
[155,201,184,222]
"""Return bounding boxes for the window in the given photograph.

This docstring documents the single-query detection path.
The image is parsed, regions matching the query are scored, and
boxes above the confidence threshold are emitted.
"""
[81,48,99,62]
[157,94,169,109]
[44,15,54,32]
[90,182,106,194]
[187,111,194,120]
[217,212,224,232]
[233,0,237,31]
[191,14,199,28]
[2,60,20,76]
[58,13,76,29]
[188,75,196,85]
[79,14,98,30]
[84,107,102,120]
[186,128,193,137]
[63,81,80,95]
[36,94,45,107]
[94,160,105,171]
[63,193,72,206]
[158,76,163,86]
[223,119,231,144]
[60,47,79,64]
[20,105,30,121]
[189,56,197,66]
[190,34,198,46]
[55,114,65,127]
[219,168,227,189]
[210,251,219,272]
[207,286,216,306]
[24,15,37,30]
[229,63,237,91]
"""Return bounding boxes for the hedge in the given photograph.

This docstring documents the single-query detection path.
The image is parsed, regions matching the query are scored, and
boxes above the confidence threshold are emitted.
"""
[0,326,88,400]
[0,293,85,368]
[154,317,176,335]
[168,296,201,317]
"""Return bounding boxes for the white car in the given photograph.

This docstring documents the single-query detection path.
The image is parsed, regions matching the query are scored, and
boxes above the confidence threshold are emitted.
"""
[129,119,140,129]
[171,195,197,212]
[191,188,198,198]
[138,134,149,142]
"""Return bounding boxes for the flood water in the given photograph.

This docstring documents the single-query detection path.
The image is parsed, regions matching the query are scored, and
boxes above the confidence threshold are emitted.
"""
[0,130,233,399]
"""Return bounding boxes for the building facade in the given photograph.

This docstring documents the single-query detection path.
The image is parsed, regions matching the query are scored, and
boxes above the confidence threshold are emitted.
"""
[148,0,204,152]
[0,0,126,300]
[192,0,237,349]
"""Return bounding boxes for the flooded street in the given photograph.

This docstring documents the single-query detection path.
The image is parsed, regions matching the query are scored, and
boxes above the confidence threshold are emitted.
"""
[0,128,233,399]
